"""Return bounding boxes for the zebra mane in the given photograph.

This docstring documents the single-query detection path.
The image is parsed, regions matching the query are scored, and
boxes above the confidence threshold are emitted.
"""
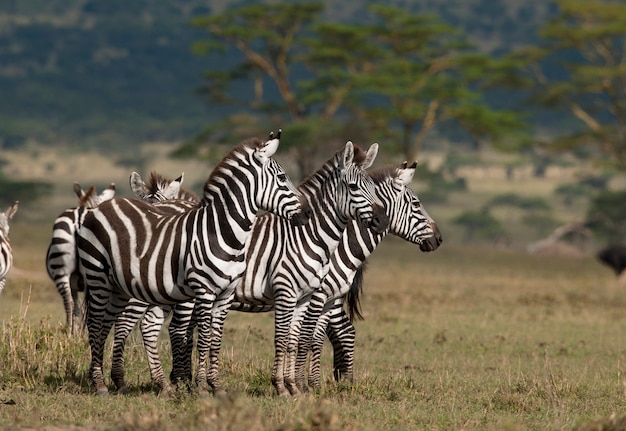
[78,186,98,208]
[368,165,400,184]
[299,143,370,190]
[201,137,262,203]
[147,171,171,193]
[147,171,200,203]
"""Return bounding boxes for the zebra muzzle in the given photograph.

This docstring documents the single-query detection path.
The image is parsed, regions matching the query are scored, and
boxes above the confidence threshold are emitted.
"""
[290,203,312,226]
[369,206,389,234]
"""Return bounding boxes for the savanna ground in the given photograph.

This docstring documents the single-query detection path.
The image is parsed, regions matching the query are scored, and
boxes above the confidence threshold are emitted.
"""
[0,145,625,430]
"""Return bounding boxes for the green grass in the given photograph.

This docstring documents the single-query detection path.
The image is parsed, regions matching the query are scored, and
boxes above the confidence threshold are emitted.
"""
[1,224,625,430]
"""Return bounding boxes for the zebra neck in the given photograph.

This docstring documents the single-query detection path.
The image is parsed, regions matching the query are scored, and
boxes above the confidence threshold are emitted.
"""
[200,185,258,236]
[303,173,351,243]
[349,220,387,263]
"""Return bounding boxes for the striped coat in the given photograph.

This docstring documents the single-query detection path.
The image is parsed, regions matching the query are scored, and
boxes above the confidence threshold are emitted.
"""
[168,141,390,397]
[0,201,19,295]
[294,162,442,391]
[45,184,115,334]
[77,133,307,395]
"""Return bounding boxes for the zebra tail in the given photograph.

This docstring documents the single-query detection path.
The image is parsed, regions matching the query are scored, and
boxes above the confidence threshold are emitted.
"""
[346,260,368,323]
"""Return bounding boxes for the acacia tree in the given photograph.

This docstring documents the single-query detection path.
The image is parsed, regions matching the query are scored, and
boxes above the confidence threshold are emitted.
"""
[512,0,626,171]
[347,5,527,163]
[187,3,526,170]
[188,2,361,176]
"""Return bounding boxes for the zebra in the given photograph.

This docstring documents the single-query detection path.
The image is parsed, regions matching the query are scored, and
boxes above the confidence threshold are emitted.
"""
[0,201,19,295]
[294,162,442,392]
[76,131,309,396]
[168,140,392,397]
[45,183,115,334]
[110,170,200,394]
[128,171,199,204]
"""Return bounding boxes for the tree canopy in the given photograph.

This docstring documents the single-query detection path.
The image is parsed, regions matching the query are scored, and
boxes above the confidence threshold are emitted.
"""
[511,0,626,171]
[188,3,527,173]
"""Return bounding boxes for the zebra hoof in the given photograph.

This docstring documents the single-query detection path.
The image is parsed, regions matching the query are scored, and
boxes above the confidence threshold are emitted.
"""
[115,386,128,395]
[198,389,211,398]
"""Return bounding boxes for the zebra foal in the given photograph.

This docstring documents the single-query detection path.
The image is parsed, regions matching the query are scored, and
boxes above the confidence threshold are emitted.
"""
[77,132,308,396]
[295,162,442,391]
[0,201,19,295]
[45,183,115,334]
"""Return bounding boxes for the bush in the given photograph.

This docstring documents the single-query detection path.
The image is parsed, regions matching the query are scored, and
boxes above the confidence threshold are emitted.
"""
[586,190,626,242]
[453,208,507,242]
[487,193,550,211]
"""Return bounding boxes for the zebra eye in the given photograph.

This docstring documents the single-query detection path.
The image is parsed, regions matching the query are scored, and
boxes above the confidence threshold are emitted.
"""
[277,173,287,182]
[348,183,359,191]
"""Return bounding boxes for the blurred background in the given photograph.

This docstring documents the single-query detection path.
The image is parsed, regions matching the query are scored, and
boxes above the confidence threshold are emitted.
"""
[1,0,625,255]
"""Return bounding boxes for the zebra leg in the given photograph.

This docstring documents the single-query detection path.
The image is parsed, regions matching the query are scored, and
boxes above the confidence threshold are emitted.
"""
[110,300,149,393]
[140,304,171,395]
[87,289,127,395]
[203,289,234,396]
[190,290,216,396]
[308,305,333,389]
[169,301,195,387]
[283,303,308,396]
[295,292,329,393]
[327,307,356,383]
[271,293,297,398]
[70,272,84,335]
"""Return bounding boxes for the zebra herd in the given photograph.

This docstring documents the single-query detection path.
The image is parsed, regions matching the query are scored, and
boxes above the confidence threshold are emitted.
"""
[38,131,442,397]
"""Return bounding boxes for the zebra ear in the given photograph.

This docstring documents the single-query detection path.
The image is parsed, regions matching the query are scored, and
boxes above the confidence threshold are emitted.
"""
[4,201,18,220]
[98,183,116,203]
[73,183,85,199]
[129,172,150,199]
[162,173,184,199]
[361,143,379,170]
[257,130,280,162]
[396,161,416,186]
[341,141,355,169]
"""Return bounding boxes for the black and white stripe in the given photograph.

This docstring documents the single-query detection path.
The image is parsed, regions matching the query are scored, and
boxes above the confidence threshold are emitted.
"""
[110,171,199,394]
[0,201,19,295]
[45,184,115,334]
[294,162,442,391]
[167,141,390,397]
[77,133,307,395]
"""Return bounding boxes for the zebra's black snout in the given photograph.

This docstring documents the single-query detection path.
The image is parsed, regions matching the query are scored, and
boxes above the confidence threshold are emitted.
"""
[290,203,312,226]
[369,206,389,234]
[419,223,443,252]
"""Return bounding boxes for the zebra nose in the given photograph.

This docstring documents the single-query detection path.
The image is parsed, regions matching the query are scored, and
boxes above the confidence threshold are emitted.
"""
[369,206,389,234]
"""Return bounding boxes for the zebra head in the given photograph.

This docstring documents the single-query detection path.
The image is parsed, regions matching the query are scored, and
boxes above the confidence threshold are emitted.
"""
[336,141,389,234]
[251,130,310,225]
[372,161,442,251]
[129,171,200,203]
[74,183,116,208]
[0,201,18,236]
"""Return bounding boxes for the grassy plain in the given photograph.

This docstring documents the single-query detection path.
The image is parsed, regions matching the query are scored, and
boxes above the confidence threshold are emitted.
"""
[0,220,624,430]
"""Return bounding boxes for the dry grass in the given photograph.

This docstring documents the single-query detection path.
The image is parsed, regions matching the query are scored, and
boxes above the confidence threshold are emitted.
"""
[0,145,624,429]
[0,223,625,430]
